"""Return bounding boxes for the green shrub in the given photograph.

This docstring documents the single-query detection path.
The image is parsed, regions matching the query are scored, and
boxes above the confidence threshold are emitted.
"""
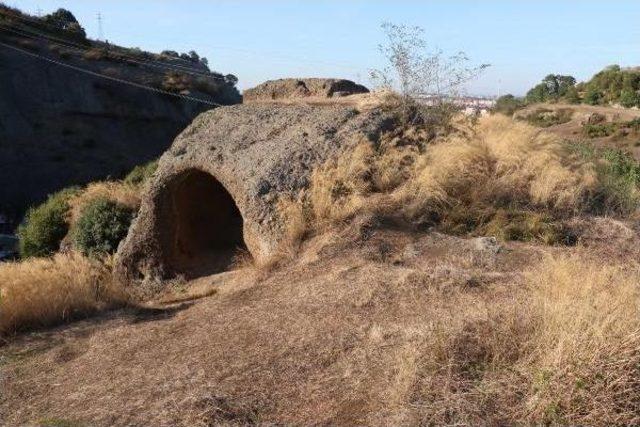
[584,87,602,105]
[493,94,524,116]
[583,123,617,138]
[72,198,134,257]
[124,160,158,186]
[619,89,639,108]
[480,209,575,245]
[572,144,640,215]
[17,188,79,258]
[521,108,573,128]
[563,86,581,104]
[583,118,640,138]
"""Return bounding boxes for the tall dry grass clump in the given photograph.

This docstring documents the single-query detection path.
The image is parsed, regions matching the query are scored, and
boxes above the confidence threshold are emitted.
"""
[0,253,128,335]
[280,115,608,246]
[521,256,640,424]
[389,255,640,425]
[400,115,598,222]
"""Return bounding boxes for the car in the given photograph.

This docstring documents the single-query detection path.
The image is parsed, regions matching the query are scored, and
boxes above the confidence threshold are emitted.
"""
[0,234,18,261]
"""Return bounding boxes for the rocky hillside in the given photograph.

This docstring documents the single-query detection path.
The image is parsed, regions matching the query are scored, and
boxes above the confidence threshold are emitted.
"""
[0,5,241,222]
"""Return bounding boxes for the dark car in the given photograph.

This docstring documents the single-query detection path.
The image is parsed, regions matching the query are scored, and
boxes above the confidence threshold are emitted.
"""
[0,234,18,261]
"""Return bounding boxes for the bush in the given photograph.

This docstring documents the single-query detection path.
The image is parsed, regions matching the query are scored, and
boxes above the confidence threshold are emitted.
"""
[563,86,581,104]
[520,108,573,127]
[72,198,134,257]
[17,188,79,258]
[492,94,524,116]
[479,209,575,245]
[619,89,639,108]
[124,160,158,186]
[583,122,617,138]
[584,87,602,105]
[83,47,108,61]
[573,145,640,215]
[583,118,640,138]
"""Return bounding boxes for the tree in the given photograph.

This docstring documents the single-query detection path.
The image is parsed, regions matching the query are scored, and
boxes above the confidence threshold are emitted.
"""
[370,23,489,125]
[493,94,524,116]
[161,50,180,58]
[224,74,238,86]
[564,86,581,104]
[526,83,551,103]
[619,89,639,108]
[43,8,86,38]
[584,87,602,105]
[369,23,489,124]
[188,50,200,62]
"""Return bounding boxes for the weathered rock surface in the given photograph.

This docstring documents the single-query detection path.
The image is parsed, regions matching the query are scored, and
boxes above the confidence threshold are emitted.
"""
[116,104,394,281]
[243,78,369,102]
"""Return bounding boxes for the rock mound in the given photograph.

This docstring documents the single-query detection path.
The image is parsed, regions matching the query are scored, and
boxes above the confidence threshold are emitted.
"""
[243,78,369,102]
[116,104,393,282]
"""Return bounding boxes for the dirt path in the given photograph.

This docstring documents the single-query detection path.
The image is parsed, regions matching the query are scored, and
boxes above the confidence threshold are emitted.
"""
[1,218,638,426]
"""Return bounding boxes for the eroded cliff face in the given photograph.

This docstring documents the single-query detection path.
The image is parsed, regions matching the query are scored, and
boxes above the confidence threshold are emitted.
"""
[0,22,240,221]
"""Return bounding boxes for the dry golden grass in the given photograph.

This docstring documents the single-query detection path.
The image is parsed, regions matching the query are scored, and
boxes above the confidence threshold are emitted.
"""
[401,115,598,219]
[67,181,141,224]
[389,254,640,425]
[279,114,611,246]
[0,252,128,336]
[521,256,640,424]
[2,222,640,424]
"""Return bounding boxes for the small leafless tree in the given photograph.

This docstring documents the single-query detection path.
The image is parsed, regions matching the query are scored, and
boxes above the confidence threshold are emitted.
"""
[370,23,489,124]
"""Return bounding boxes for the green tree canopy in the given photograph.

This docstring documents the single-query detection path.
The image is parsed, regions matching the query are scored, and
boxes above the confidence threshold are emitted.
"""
[43,8,86,38]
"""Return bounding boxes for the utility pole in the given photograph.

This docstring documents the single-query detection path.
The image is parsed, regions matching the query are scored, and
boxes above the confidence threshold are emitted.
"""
[36,7,42,17]
[97,12,104,41]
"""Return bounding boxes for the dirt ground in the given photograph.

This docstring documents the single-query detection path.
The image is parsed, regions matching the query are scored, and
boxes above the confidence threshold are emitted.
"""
[2,215,638,426]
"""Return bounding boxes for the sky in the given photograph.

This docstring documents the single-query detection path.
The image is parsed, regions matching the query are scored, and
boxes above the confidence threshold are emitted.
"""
[7,0,640,96]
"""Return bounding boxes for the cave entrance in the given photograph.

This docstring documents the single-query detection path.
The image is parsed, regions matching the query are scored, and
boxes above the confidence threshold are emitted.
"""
[163,170,246,278]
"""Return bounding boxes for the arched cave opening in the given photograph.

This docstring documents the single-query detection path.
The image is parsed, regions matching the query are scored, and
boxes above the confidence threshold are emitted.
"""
[161,169,247,278]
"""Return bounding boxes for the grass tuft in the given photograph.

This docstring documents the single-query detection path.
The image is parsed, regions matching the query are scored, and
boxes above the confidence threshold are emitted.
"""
[0,253,128,335]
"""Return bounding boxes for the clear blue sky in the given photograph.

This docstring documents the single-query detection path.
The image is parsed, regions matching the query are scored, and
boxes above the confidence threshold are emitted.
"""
[8,0,640,96]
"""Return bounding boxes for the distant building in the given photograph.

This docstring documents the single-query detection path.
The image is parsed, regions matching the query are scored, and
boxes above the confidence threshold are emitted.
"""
[415,94,496,115]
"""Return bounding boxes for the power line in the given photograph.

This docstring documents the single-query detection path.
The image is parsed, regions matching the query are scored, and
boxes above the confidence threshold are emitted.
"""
[0,40,223,107]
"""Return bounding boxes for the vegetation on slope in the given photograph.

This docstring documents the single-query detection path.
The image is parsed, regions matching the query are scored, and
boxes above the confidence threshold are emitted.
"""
[494,65,640,117]
[0,3,240,101]
[17,188,79,258]
[0,161,157,335]
[2,107,640,425]
[15,161,154,261]
[277,114,639,253]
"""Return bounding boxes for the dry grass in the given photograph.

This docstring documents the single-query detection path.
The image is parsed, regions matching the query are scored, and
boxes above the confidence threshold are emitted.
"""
[2,223,640,424]
[521,256,640,424]
[0,253,128,336]
[400,115,598,219]
[388,254,640,425]
[280,114,604,246]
